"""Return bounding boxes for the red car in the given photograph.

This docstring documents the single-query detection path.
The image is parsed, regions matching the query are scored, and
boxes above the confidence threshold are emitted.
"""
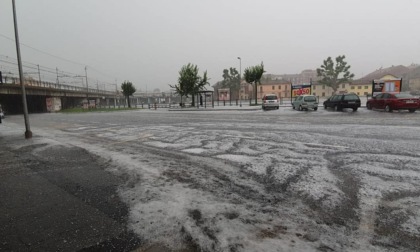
[366,93,420,112]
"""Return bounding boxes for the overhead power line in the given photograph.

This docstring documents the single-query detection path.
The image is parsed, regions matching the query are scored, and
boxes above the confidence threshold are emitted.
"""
[0,33,119,81]
[0,33,86,66]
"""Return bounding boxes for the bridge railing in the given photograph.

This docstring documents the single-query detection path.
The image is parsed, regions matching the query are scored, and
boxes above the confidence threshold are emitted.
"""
[1,78,116,95]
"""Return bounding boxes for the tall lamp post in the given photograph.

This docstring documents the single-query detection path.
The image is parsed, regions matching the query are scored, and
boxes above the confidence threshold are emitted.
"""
[112,83,117,108]
[13,0,32,138]
[237,57,242,107]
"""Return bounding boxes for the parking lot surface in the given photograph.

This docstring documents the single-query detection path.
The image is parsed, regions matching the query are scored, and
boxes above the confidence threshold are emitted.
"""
[1,107,420,251]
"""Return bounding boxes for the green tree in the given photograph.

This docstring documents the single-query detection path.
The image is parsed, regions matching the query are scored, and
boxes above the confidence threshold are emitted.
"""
[244,62,265,105]
[316,55,355,94]
[169,63,209,106]
[221,67,240,99]
[121,80,136,108]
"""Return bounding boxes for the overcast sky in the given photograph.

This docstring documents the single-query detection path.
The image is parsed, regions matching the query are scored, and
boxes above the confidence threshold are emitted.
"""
[1,0,420,92]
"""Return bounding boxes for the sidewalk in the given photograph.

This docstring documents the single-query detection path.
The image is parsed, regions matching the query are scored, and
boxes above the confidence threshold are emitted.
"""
[0,124,141,251]
[169,106,262,111]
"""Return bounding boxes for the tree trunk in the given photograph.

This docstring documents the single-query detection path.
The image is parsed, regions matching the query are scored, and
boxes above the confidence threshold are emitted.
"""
[254,83,258,105]
[126,95,131,108]
[191,94,195,107]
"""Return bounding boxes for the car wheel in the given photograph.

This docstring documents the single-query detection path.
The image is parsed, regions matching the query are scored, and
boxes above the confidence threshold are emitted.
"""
[314,107,318,111]
[353,107,358,112]
[409,109,416,113]
[292,106,295,110]
[277,106,279,110]
[334,105,341,111]
[385,105,392,112]
[367,103,372,110]
[298,105,302,111]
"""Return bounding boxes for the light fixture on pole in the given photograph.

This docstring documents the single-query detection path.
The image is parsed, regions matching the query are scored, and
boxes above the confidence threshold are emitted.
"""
[237,57,242,107]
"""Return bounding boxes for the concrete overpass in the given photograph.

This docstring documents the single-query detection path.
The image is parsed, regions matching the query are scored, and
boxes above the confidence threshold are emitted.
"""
[0,80,119,114]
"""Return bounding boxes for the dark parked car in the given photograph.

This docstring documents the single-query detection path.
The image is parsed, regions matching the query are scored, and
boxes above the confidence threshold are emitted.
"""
[366,93,420,112]
[323,93,361,111]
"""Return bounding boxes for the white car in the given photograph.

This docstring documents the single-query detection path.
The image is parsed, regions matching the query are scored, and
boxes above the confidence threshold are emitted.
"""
[262,94,280,110]
[292,95,318,111]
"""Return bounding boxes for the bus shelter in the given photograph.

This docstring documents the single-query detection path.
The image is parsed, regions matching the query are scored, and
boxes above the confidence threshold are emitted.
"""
[196,90,214,108]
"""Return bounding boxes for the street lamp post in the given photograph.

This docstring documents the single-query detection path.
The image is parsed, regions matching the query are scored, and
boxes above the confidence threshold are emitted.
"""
[12,0,32,139]
[237,57,242,107]
[113,82,117,108]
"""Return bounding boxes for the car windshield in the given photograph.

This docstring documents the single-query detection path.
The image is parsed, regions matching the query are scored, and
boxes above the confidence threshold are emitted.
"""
[265,96,277,100]
[304,96,316,102]
[344,94,359,100]
[395,93,414,98]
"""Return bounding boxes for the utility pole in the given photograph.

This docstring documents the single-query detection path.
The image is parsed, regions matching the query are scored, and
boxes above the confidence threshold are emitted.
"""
[12,0,32,139]
[37,64,41,84]
[85,66,89,100]
[238,57,242,107]
[114,79,117,108]
[56,67,59,85]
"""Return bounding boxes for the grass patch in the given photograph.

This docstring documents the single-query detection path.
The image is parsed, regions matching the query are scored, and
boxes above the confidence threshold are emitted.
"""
[61,107,141,113]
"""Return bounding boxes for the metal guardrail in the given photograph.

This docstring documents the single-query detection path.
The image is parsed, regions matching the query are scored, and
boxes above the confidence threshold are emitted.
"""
[0,80,116,95]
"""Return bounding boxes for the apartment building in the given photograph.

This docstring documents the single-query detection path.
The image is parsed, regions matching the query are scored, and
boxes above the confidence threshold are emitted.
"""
[257,81,292,99]
[311,82,372,97]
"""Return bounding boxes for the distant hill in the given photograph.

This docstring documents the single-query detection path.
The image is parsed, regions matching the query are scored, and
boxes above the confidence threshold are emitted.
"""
[357,64,420,91]
[360,65,411,80]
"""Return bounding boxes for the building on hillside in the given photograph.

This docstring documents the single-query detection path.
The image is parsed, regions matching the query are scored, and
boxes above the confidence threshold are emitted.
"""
[311,75,404,98]
[265,69,317,85]
[311,83,334,97]
[257,80,292,99]
[347,81,372,97]
[239,81,252,100]
[311,81,372,98]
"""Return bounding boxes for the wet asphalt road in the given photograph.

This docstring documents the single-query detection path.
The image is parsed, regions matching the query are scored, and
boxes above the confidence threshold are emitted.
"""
[1,107,420,251]
[0,131,141,251]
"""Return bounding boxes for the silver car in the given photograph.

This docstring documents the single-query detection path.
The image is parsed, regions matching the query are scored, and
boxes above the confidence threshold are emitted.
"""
[262,94,280,110]
[262,94,279,110]
[292,95,318,111]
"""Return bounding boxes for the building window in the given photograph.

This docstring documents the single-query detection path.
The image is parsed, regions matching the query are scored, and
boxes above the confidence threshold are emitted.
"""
[364,86,369,89]
[351,86,355,89]
[357,92,360,95]
[364,92,368,95]
[278,85,281,90]
[313,92,316,96]
[322,92,325,97]
[272,86,275,90]
[358,86,362,89]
